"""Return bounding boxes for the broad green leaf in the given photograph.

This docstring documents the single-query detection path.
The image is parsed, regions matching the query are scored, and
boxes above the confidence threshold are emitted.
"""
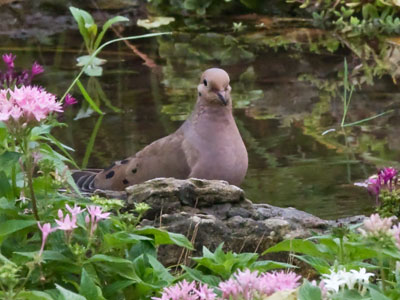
[292,255,330,274]
[104,231,153,249]
[69,7,95,51]
[250,260,296,272]
[0,151,21,171]
[181,266,220,286]
[103,280,135,299]
[15,251,72,263]
[80,268,105,300]
[370,288,391,300]
[87,254,133,264]
[134,227,193,249]
[147,255,174,283]
[0,220,36,237]
[137,17,175,30]
[298,281,322,300]
[0,171,12,200]
[56,284,87,300]
[16,290,53,300]
[94,15,129,50]
[263,239,326,258]
[76,56,106,67]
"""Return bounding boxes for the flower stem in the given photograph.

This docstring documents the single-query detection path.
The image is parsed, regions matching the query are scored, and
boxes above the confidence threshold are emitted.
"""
[26,163,39,221]
[379,253,386,292]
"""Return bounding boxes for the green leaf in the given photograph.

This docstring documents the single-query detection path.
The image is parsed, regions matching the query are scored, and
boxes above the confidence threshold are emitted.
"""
[16,290,54,300]
[81,116,103,169]
[56,284,87,300]
[80,268,105,300]
[69,7,95,51]
[15,251,72,263]
[263,239,326,258]
[94,16,129,50]
[76,55,106,67]
[181,265,220,286]
[147,255,174,283]
[292,255,330,274]
[0,220,36,237]
[250,260,296,272]
[0,151,21,171]
[136,17,174,30]
[370,288,391,300]
[104,231,153,249]
[76,80,104,114]
[298,280,322,300]
[0,171,12,200]
[134,227,193,249]
[87,254,132,264]
[103,280,135,298]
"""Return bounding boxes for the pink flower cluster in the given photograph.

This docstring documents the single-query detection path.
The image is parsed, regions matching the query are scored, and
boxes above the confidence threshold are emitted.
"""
[359,213,400,250]
[37,204,111,256]
[1,53,44,87]
[0,85,63,124]
[354,167,398,204]
[153,270,301,300]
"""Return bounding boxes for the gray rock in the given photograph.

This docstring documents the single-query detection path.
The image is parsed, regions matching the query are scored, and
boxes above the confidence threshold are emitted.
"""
[91,177,360,266]
[109,177,339,265]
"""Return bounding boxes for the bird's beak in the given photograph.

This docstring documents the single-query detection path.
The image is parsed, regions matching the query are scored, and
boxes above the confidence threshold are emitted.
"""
[216,91,227,106]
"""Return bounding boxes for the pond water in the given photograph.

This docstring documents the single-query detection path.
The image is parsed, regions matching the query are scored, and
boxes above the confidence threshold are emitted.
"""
[3,17,400,219]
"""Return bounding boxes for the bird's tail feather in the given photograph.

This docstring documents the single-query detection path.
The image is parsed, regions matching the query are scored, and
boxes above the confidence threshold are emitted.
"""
[71,170,99,192]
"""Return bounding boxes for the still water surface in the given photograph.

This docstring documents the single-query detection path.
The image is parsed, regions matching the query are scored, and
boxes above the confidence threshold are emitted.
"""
[4,24,400,219]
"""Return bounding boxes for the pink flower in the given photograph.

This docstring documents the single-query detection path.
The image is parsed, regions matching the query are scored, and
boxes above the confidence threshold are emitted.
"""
[258,271,301,295]
[86,205,111,237]
[64,94,78,107]
[2,53,16,69]
[219,279,240,300]
[379,167,398,191]
[152,280,198,300]
[31,62,44,76]
[65,204,85,221]
[359,213,396,237]
[195,284,217,300]
[0,86,63,126]
[37,222,57,256]
[391,224,400,250]
[55,214,77,231]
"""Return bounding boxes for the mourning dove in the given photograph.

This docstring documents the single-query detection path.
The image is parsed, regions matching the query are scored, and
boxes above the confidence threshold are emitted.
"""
[73,68,248,191]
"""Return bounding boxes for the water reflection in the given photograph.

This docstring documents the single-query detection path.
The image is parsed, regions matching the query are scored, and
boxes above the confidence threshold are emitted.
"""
[2,20,400,219]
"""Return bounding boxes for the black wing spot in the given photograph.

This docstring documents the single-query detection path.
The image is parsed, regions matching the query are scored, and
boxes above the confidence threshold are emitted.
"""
[104,162,115,172]
[123,179,129,185]
[121,159,129,164]
[105,171,115,179]
[131,168,137,174]
[203,79,207,86]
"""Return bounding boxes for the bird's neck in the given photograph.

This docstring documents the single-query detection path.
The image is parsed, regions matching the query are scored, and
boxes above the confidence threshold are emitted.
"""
[194,98,232,116]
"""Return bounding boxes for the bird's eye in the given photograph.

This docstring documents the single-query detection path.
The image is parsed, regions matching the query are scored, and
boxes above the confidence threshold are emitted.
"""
[203,79,207,86]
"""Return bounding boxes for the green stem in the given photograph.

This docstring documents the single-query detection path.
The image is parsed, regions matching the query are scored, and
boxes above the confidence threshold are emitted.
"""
[339,236,344,264]
[26,158,39,221]
[22,135,40,221]
[379,253,386,292]
[60,32,171,103]
[10,137,17,199]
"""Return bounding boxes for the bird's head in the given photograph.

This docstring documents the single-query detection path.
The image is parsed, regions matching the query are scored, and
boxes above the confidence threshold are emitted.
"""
[197,68,231,107]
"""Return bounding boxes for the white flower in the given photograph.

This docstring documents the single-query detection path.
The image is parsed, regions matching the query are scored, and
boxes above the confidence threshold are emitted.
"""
[350,268,374,284]
[322,268,375,294]
[322,271,346,293]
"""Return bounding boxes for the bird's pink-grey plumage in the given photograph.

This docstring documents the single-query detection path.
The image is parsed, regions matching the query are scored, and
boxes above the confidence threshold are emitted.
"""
[73,68,248,191]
